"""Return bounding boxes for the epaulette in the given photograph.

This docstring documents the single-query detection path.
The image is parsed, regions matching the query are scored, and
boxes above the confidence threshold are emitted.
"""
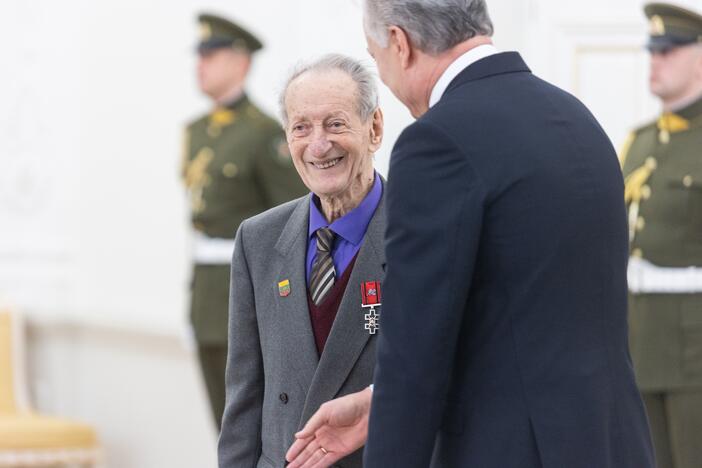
[618,120,657,167]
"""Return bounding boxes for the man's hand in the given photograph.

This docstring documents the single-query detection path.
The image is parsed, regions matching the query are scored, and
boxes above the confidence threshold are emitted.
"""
[285,386,373,468]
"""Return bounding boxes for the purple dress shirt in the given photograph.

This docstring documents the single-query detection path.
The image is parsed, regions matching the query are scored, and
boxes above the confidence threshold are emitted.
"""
[306,172,382,286]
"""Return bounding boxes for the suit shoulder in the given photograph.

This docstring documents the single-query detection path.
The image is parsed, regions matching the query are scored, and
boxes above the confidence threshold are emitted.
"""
[241,196,308,236]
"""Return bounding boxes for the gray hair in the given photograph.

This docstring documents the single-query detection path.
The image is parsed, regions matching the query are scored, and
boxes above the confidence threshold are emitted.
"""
[364,0,494,55]
[279,53,379,125]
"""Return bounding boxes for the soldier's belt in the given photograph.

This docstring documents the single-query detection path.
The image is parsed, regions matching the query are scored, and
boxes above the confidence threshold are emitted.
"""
[193,231,235,265]
[628,257,702,294]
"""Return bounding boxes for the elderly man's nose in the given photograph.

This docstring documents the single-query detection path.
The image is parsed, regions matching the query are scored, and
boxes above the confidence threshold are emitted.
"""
[309,137,332,158]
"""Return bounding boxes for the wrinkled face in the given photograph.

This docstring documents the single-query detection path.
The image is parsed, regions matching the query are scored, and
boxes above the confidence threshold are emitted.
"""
[649,44,702,103]
[284,69,382,201]
[197,48,250,99]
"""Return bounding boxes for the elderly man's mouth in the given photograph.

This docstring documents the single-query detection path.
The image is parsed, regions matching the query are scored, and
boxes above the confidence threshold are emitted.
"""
[312,157,343,169]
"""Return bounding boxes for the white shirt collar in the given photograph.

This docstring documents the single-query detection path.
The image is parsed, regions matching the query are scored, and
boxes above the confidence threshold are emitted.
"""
[428,44,499,108]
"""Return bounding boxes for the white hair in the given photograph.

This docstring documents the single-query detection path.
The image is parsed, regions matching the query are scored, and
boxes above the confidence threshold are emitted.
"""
[279,53,379,125]
[364,0,494,55]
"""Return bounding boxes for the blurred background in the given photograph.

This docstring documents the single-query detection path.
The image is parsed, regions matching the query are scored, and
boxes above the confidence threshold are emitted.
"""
[0,0,691,466]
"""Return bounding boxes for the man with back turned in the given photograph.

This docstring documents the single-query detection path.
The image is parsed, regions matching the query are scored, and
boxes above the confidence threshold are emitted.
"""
[286,1,655,467]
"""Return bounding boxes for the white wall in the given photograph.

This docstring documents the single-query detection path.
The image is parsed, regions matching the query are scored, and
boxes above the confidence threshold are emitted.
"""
[0,0,683,466]
[27,321,217,468]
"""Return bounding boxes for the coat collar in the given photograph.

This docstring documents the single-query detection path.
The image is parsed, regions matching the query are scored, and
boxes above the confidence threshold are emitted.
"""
[443,51,531,98]
[273,198,319,393]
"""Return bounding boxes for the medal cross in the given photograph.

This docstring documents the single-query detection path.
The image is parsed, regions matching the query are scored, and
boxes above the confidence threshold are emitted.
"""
[364,308,380,335]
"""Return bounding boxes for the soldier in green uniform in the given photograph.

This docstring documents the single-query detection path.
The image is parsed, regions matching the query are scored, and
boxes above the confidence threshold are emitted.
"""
[620,3,702,467]
[182,13,308,429]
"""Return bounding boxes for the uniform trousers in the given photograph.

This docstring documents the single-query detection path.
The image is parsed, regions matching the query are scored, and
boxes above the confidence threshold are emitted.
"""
[642,391,702,468]
[190,264,231,430]
[196,344,228,430]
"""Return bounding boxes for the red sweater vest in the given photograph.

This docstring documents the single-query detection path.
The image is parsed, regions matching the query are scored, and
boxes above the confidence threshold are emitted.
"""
[307,254,359,355]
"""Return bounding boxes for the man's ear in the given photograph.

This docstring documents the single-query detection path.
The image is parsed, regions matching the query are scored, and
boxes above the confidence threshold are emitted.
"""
[388,26,413,69]
[368,107,384,153]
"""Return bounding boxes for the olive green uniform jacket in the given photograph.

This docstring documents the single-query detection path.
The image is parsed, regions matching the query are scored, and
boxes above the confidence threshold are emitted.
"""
[621,96,702,392]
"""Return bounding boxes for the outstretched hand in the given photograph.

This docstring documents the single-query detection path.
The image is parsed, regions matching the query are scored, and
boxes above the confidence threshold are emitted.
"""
[285,386,373,468]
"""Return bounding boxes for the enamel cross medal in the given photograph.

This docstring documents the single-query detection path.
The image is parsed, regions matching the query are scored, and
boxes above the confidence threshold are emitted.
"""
[361,281,381,335]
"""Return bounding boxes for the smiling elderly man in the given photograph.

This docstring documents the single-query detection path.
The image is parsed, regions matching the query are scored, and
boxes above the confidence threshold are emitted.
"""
[217,54,385,468]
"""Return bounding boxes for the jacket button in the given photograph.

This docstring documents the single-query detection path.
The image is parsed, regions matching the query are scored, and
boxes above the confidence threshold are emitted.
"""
[279,393,289,404]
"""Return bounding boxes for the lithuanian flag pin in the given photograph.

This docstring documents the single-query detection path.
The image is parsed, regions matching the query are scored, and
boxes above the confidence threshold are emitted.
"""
[278,279,291,297]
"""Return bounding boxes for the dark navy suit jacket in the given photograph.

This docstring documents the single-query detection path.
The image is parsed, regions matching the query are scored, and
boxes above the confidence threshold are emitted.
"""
[364,52,654,468]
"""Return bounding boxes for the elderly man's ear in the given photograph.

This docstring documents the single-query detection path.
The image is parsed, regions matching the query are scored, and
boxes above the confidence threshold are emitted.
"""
[369,107,384,153]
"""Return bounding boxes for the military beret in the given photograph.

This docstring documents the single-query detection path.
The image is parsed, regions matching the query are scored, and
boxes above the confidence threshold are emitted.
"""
[644,2,702,52]
[197,13,263,54]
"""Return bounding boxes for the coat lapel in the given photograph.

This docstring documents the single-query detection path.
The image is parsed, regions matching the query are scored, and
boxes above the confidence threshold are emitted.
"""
[274,198,319,392]
[300,196,386,425]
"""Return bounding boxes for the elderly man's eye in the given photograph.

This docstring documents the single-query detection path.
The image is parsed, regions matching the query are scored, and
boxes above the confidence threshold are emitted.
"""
[328,121,346,130]
[291,123,308,134]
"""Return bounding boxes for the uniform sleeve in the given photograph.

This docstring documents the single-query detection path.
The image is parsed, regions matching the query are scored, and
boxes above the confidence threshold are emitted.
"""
[364,120,486,468]
[617,131,636,168]
[253,126,308,207]
[218,221,264,468]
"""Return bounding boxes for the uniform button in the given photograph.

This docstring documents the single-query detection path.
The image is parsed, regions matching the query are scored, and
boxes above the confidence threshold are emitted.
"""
[683,175,693,187]
[632,248,643,258]
[636,216,645,231]
[641,185,651,200]
[659,129,670,144]
[645,157,657,170]
[222,163,239,178]
[279,393,289,404]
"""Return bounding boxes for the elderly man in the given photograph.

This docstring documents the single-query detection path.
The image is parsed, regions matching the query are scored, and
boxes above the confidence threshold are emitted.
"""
[287,1,655,467]
[217,54,385,468]
[620,4,702,467]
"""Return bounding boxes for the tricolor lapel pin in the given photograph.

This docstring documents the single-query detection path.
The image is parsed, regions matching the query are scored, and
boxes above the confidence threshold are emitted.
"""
[278,279,291,297]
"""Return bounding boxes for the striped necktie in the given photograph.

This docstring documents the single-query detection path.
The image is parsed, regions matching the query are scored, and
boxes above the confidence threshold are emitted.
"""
[310,227,336,304]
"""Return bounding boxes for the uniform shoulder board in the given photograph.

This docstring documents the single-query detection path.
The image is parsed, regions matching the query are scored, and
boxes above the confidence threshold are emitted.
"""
[618,120,658,166]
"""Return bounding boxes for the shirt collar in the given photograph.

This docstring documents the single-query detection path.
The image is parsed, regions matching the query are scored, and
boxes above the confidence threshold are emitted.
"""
[429,44,499,108]
[308,172,382,246]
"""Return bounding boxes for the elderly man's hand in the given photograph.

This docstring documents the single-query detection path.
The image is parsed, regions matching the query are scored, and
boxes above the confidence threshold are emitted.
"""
[285,386,372,468]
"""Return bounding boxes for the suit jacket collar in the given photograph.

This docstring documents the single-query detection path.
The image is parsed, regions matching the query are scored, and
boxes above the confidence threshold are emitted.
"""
[443,51,531,98]
[273,198,319,395]
[429,44,499,108]
[273,185,387,427]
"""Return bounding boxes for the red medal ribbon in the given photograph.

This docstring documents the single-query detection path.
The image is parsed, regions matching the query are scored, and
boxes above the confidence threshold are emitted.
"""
[361,281,381,307]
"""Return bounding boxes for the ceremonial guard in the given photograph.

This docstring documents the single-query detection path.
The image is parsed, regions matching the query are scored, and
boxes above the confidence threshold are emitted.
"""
[182,13,307,429]
[621,4,702,467]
